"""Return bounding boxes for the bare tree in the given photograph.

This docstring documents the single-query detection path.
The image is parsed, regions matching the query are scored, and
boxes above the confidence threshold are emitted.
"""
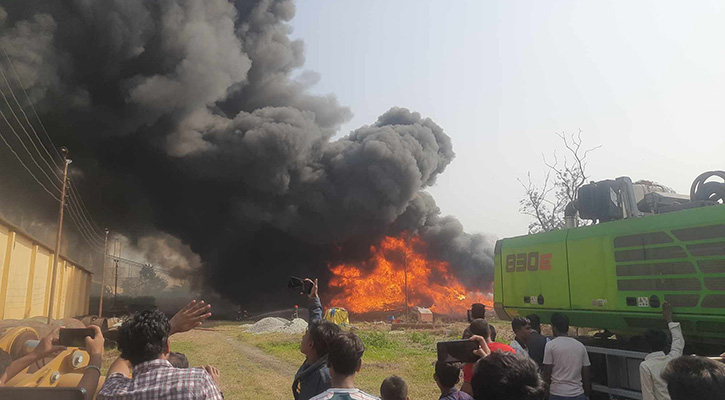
[519,130,601,234]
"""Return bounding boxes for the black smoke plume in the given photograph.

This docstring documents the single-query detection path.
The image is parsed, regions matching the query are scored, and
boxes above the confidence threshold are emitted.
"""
[0,0,493,308]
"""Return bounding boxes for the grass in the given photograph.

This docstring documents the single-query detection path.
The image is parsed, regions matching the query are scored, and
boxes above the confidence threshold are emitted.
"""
[96,318,521,400]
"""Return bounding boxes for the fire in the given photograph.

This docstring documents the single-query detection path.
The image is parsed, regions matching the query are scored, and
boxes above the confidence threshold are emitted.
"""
[328,235,491,315]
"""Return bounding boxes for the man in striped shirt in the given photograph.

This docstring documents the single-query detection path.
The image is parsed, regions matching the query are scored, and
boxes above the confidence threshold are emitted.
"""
[309,332,379,400]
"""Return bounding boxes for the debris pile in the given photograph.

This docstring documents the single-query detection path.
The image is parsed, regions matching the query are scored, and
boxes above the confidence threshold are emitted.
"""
[245,317,308,334]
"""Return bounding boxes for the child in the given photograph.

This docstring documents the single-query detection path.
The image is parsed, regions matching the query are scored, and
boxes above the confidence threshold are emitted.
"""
[435,361,473,400]
[380,375,409,400]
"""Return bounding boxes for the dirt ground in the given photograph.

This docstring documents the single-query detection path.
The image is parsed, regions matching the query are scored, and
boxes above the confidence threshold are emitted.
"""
[101,318,519,400]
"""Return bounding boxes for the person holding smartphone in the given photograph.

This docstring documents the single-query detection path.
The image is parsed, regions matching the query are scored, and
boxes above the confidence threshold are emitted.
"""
[294,278,342,400]
[0,327,67,386]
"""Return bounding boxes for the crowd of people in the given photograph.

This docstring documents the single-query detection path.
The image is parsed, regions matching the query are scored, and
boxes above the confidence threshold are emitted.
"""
[1,279,725,400]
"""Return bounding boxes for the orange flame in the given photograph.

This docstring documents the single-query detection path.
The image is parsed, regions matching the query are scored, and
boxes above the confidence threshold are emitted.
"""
[328,235,491,315]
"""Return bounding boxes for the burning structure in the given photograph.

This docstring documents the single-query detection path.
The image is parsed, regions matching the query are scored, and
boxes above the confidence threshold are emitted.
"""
[0,0,494,310]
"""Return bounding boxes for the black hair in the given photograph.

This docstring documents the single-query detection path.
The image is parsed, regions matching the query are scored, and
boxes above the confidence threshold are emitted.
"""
[469,319,490,339]
[550,313,569,335]
[308,319,341,356]
[470,303,486,320]
[526,314,541,332]
[662,356,725,400]
[168,351,189,368]
[435,361,461,389]
[512,317,531,333]
[118,309,170,366]
[643,329,667,352]
[380,375,408,400]
[327,332,365,376]
[472,352,546,400]
[490,325,497,342]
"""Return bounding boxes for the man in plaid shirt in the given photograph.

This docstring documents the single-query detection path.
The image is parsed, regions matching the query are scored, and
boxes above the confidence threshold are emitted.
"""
[98,300,223,400]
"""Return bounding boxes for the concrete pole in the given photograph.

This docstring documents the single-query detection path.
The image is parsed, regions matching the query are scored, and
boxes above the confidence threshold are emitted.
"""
[47,147,71,324]
[98,228,109,317]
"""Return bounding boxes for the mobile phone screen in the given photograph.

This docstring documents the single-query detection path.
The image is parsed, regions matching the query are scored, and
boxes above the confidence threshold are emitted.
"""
[437,340,480,364]
[59,328,95,348]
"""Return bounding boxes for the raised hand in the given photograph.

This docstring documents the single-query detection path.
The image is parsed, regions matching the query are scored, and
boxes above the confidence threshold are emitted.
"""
[663,301,673,323]
[33,327,67,358]
[84,326,105,358]
[303,278,319,299]
[469,334,491,358]
[170,299,212,335]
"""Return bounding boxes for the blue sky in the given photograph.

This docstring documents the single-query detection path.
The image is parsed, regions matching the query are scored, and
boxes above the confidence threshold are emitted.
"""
[290,1,725,238]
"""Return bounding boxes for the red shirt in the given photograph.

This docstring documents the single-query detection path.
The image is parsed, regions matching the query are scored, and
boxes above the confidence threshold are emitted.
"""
[463,342,516,382]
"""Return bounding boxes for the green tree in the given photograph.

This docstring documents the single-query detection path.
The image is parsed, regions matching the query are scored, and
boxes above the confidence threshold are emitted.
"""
[121,264,168,297]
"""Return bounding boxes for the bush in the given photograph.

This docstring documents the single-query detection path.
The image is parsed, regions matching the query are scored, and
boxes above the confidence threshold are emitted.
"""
[358,331,399,350]
[408,332,434,346]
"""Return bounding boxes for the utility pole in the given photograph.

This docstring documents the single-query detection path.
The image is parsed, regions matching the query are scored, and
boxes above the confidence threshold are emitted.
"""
[404,236,410,322]
[113,240,121,309]
[98,228,109,317]
[47,147,71,324]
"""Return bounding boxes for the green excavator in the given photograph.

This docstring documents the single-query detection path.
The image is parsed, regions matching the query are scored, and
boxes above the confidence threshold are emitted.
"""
[493,171,725,399]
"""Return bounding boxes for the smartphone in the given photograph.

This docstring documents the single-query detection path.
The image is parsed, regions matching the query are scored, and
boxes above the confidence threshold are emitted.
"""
[437,340,480,364]
[59,328,95,348]
[288,276,313,295]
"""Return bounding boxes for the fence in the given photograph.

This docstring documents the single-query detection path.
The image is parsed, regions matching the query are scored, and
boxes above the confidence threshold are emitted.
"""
[0,217,91,319]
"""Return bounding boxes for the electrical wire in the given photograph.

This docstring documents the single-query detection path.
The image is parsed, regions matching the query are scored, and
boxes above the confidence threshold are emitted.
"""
[66,204,105,247]
[66,209,104,252]
[1,44,63,164]
[0,125,60,201]
[65,184,106,243]
[0,81,106,242]
[0,50,107,238]
[0,86,62,192]
[0,60,62,178]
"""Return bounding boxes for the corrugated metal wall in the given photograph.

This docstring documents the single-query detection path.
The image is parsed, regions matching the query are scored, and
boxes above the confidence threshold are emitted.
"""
[0,219,91,319]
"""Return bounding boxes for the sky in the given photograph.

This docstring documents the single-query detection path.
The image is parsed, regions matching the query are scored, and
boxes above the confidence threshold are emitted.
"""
[289,0,725,239]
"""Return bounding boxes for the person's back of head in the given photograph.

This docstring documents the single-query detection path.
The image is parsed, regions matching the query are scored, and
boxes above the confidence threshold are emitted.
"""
[118,309,170,366]
[550,313,569,336]
[380,375,409,400]
[168,351,189,368]
[327,332,365,378]
[526,314,541,333]
[469,303,486,321]
[434,361,462,391]
[471,352,546,400]
[662,355,725,400]
[490,325,497,342]
[643,328,667,353]
[307,319,341,357]
[469,319,490,339]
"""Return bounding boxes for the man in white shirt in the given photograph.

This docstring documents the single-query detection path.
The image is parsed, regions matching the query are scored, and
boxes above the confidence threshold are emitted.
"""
[639,302,684,400]
[543,313,591,400]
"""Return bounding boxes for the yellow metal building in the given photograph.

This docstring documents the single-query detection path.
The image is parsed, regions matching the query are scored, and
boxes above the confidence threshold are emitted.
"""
[0,217,91,320]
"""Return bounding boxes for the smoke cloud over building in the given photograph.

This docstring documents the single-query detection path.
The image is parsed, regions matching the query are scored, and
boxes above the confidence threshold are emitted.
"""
[0,0,493,307]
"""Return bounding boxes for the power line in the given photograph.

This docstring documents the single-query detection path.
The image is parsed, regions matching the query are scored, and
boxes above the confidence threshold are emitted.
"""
[0,50,107,238]
[66,204,105,247]
[1,44,63,164]
[0,124,60,201]
[68,178,104,232]
[0,60,62,179]
[0,85,62,193]
[65,184,105,243]
[0,78,106,241]
[66,209,104,252]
